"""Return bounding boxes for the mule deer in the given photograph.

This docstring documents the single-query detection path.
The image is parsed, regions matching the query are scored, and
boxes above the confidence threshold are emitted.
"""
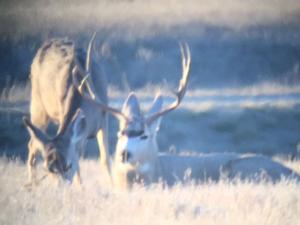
[24,34,110,184]
[77,43,192,188]
[78,44,300,189]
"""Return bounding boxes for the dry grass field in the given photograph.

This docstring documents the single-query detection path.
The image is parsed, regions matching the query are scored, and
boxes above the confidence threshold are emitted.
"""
[0,158,300,225]
[1,1,300,224]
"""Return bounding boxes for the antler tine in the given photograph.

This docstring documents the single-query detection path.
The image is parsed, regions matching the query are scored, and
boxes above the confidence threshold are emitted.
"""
[178,42,191,99]
[84,32,101,102]
[86,32,97,73]
[75,32,104,103]
[79,74,90,96]
[72,67,129,122]
[88,91,130,122]
[72,66,96,100]
[80,73,97,101]
[72,33,129,121]
[180,42,186,72]
[146,43,191,125]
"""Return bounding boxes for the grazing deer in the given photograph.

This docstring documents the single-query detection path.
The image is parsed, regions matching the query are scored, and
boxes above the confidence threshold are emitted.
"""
[24,34,110,184]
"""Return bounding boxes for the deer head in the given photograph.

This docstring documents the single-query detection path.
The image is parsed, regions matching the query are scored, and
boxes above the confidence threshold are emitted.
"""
[75,43,191,187]
[23,109,87,180]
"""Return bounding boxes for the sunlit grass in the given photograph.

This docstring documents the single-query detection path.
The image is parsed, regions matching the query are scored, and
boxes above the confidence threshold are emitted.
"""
[1,81,300,108]
[0,158,299,225]
[0,82,30,104]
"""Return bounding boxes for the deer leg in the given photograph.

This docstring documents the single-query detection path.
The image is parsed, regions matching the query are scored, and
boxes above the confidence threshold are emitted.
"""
[78,139,86,157]
[75,166,82,186]
[74,142,84,186]
[96,112,112,182]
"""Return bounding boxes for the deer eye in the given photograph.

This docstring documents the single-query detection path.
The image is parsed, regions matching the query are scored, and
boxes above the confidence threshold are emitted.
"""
[140,135,148,140]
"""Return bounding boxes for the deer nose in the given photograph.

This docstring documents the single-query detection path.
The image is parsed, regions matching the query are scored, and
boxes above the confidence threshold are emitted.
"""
[121,149,132,163]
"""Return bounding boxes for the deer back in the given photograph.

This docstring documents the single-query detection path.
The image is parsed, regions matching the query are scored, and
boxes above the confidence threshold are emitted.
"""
[30,38,107,135]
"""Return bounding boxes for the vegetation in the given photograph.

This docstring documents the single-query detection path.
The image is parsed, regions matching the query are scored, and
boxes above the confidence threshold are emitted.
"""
[0,158,299,225]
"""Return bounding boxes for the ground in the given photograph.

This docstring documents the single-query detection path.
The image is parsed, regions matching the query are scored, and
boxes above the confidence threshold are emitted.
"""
[1,1,300,224]
[0,158,300,225]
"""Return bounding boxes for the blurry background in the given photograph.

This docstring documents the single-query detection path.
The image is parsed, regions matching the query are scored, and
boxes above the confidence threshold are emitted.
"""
[0,0,300,160]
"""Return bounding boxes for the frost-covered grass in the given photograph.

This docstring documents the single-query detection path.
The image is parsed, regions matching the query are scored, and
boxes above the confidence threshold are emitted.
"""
[0,158,300,225]
[0,82,30,105]
[2,0,300,38]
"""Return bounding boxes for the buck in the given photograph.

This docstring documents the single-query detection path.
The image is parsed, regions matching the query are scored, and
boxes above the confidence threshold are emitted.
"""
[61,41,300,189]
[110,43,192,188]
[24,34,111,185]
[78,43,300,189]
[69,43,192,188]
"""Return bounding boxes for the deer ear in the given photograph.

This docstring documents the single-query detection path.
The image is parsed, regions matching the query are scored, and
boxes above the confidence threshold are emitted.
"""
[122,92,142,119]
[23,117,49,145]
[70,109,86,143]
[147,95,163,132]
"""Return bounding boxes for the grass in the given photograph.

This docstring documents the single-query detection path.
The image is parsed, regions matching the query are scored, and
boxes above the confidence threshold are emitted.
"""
[2,0,300,39]
[0,158,299,225]
[1,2,300,223]
[1,82,300,158]
[1,81,300,106]
[0,82,30,106]
[0,82,299,225]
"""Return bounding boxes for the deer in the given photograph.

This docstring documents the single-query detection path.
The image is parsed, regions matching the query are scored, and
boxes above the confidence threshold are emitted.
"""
[104,45,237,188]
[75,43,228,188]
[104,44,237,188]
[76,43,300,189]
[23,34,111,185]
[223,155,300,182]
[69,43,193,188]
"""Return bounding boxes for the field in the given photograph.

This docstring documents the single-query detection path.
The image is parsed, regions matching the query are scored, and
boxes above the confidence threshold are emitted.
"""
[1,0,300,224]
[1,87,300,224]
[1,159,300,225]
[1,82,300,159]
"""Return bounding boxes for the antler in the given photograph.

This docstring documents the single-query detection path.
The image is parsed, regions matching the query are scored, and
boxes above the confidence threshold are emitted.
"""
[72,65,97,100]
[72,67,128,121]
[86,32,96,73]
[83,32,99,101]
[146,43,191,125]
[72,33,129,121]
